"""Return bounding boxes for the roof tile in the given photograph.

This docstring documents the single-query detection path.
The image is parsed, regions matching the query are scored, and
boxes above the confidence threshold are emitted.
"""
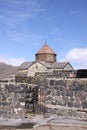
[36,44,56,55]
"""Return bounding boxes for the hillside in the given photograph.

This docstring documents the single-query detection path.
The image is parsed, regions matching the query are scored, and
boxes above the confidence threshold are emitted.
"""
[0,62,19,80]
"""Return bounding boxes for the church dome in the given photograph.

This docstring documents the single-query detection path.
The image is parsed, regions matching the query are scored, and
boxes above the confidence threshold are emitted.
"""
[35,43,56,63]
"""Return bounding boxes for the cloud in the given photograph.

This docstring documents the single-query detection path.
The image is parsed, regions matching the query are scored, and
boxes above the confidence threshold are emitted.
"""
[0,56,25,66]
[60,47,87,69]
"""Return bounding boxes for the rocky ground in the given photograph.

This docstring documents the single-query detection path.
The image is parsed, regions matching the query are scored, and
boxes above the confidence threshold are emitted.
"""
[0,115,87,130]
[0,125,87,130]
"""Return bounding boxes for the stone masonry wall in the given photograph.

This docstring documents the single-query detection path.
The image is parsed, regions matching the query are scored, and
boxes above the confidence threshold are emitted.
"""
[45,78,87,109]
[0,76,87,119]
[0,83,38,118]
[44,78,87,119]
[35,70,76,79]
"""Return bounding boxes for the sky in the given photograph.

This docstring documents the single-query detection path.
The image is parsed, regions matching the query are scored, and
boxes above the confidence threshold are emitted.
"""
[0,0,87,69]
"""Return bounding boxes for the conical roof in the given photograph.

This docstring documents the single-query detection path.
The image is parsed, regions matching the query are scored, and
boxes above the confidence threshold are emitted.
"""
[36,43,56,55]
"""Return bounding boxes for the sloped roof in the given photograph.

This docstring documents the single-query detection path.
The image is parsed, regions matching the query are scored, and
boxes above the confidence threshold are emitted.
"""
[19,61,73,70]
[39,61,73,69]
[36,44,56,55]
[19,62,32,69]
[50,62,71,69]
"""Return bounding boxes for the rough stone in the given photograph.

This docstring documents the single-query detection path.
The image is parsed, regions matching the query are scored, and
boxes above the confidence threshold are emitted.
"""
[74,101,81,108]
[56,85,64,91]
[57,91,61,96]
[66,90,73,97]
[55,80,66,86]
[0,77,87,119]
[50,80,55,85]
[82,102,87,109]
[68,102,73,107]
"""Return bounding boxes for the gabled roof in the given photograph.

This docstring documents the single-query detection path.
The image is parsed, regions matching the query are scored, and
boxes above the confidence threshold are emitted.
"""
[36,43,56,55]
[50,62,71,69]
[39,61,73,69]
[19,61,73,70]
[19,61,48,70]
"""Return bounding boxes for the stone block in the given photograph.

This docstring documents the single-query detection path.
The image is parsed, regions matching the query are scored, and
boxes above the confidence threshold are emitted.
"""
[56,85,64,91]
[51,101,57,105]
[74,101,81,108]
[66,90,73,97]
[68,109,78,117]
[45,89,51,95]
[2,95,7,101]
[55,80,66,86]
[61,91,66,96]
[84,86,87,92]
[59,100,66,106]
[82,102,87,109]
[50,80,55,85]
[0,95,2,102]
[2,102,8,106]
[70,97,75,102]
[68,102,73,107]
[46,95,53,100]
[19,98,25,102]
[76,85,84,91]
[5,84,16,92]
[72,81,84,91]
[0,110,5,114]
[57,91,61,96]
[63,96,69,104]
[50,90,57,96]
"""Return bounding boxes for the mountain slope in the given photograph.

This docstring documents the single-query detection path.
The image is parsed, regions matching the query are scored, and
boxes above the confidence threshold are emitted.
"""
[0,62,19,80]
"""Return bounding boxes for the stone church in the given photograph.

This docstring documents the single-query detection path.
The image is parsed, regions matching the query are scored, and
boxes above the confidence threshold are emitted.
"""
[18,43,73,76]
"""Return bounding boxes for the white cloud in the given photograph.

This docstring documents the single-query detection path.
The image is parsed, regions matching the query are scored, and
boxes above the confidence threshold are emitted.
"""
[60,47,87,69]
[0,56,25,66]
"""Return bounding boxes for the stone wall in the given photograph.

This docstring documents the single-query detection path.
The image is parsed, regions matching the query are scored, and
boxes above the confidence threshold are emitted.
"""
[35,70,76,79]
[44,78,87,119]
[0,76,87,119]
[0,83,38,118]
[45,78,87,109]
[36,53,56,63]
[27,62,47,76]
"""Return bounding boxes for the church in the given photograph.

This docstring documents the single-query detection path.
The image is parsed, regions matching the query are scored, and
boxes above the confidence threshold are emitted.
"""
[18,43,73,76]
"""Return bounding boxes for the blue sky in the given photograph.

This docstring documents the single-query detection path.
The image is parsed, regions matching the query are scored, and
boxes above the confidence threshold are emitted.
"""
[0,0,87,69]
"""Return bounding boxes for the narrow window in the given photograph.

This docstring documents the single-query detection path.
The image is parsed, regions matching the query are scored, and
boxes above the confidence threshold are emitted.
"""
[36,65,38,70]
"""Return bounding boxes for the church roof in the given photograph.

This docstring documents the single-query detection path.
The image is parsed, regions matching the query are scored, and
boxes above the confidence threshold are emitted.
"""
[19,61,73,70]
[36,43,56,55]
[19,62,32,69]
[39,61,73,69]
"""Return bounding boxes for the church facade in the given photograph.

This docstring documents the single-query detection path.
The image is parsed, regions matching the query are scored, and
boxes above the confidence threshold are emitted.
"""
[18,43,73,76]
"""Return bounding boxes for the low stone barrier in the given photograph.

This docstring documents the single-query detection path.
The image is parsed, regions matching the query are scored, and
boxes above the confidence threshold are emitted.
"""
[0,77,87,119]
[45,79,87,109]
[0,83,38,118]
